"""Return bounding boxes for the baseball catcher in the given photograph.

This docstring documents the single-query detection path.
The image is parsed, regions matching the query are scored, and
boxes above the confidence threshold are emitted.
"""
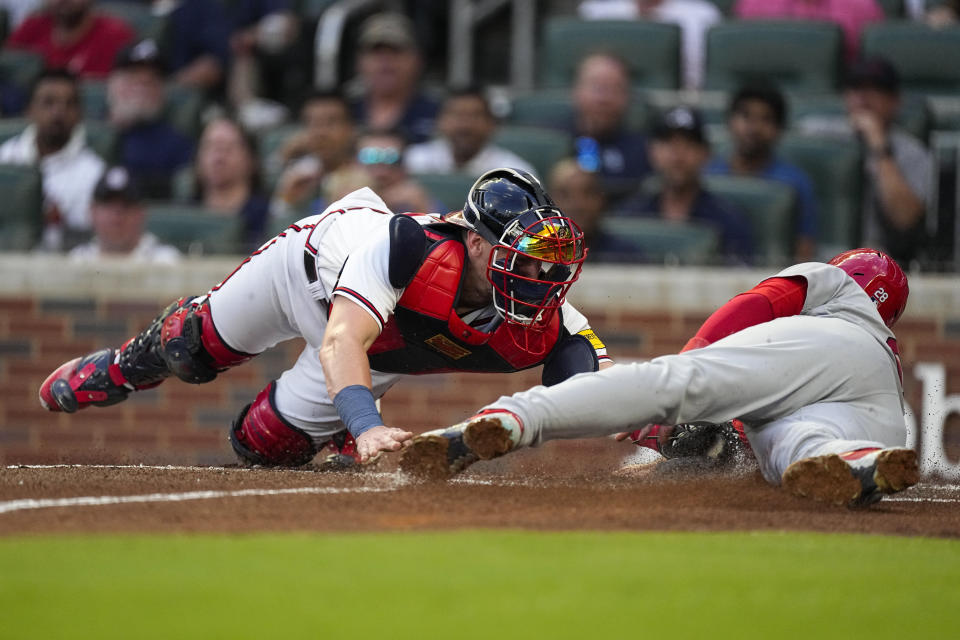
[401,249,919,507]
[39,168,612,467]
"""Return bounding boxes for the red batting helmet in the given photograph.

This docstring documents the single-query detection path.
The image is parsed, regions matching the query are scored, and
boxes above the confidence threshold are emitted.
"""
[827,248,908,328]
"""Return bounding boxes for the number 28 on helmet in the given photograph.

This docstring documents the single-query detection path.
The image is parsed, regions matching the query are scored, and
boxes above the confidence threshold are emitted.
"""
[828,248,909,328]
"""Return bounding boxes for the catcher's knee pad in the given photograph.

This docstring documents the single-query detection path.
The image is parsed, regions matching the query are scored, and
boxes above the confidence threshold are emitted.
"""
[119,296,253,387]
[229,382,317,467]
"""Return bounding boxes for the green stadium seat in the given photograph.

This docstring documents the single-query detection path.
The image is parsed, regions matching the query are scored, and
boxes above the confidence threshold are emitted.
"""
[0,163,43,250]
[0,50,44,100]
[706,0,736,16]
[257,122,301,188]
[704,175,796,265]
[413,173,476,212]
[778,134,863,256]
[508,89,651,132]
[296,0,341,19]
[862,22,960,95]
[492,125,572,180]
[876,0,905,18]
[165,84,207,139]
[79,80,109,120]
[705,21,843,93]
[99,2,168,42]
[145,203,246,255]
[599,217,719,265]
[539,18,681,90]
[0,117,26,144]
[83,120,118,163]
[0,8,8,46]
[790,92,930,144]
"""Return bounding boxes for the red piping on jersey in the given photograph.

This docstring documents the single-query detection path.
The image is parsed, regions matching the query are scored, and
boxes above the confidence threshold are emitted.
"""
[334,287,386,327]
[682,276,807,352]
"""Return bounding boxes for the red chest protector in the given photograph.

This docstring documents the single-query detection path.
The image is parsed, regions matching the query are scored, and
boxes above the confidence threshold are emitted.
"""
[366,228,562,374]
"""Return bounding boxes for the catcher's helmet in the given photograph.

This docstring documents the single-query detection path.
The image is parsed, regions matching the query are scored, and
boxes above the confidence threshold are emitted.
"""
[828,248,908,328]
[454,168,587,332]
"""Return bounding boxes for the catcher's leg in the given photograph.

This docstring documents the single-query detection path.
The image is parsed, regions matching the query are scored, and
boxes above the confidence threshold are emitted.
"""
[229,382,318,467]
[39,296,253,413]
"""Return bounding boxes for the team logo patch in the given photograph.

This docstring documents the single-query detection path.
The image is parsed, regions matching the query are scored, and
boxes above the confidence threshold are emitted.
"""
[425,335,472,360]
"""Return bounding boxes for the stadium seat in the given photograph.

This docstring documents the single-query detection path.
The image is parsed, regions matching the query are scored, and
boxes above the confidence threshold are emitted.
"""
[706,0,736,16]
[145,203,246,255]
[0,50,44,101]
[297,0,341,19]
[0,8,8,46]
[83,120,118,163]
[791,92,931,144]
[862,22,960,96]
[705,21,843,93]
[539,18,681,90]
[412,173,476,212]
[876,0,905,18]
[0,163,43,250]
[0,117,26,144]
[599,217,719,265]
[99,2,168,42]
[257,122,301,188]
[508,89,651,132]
[778,134,863,256]
[703,175,796,265]
[492,125,572,180]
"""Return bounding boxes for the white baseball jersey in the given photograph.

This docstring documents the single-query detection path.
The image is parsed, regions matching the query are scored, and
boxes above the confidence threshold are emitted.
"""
[484,262,907,485]
[204,187,601,442]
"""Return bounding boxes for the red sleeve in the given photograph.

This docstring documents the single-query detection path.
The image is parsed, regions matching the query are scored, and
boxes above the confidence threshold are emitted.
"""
[680,276,807,352]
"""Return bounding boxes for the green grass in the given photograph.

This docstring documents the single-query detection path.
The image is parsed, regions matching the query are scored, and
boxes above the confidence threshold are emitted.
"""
[0,531,958,639]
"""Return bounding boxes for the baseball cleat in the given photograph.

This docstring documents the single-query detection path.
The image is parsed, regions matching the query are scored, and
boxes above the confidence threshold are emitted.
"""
[38,348,132,413]
[781,447,919,508]
[398,409,523,480]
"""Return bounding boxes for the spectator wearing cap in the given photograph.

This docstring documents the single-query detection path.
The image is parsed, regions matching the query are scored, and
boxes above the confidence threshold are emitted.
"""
[5,0,135,78]
[404,87,535,177]
[706,85,819,261]
[567,52,652,207]
[69,166,180,263]
[844,57,933,263]
[108,39,195,199]
[616,106,754,263]
[548,157,642,263]
[193,116,270,251]
[734,0,883,63]
[0,68,104,251]
[350,12,440,145]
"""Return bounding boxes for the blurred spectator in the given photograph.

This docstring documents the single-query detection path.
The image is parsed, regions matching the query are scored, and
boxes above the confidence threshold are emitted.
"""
[616,106,754,262]
[226,0,302,130]
[734,0,883,63]
[404,87,535,177]
[271,90,360,217]
[70,165,179,263]
[194,116,270,250]
[5,0,135,78]
[0,0,44,30]
[0,68,104,250]
[548,157,641,263]
[569,52,651,207]
[844,58,932,263]
[349,12,439,144]
[578,0,722,89]
[706,85,819,261]
[356,128,432,213]
[148,0,231,94]
[107,39,194,199]
[926,0,960,27]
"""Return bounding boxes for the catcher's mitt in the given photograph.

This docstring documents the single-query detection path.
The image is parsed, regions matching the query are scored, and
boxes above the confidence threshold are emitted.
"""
[658,420,748,465]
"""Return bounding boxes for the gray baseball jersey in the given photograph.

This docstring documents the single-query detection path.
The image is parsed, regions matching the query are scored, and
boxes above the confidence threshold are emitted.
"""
[484,262,906,484]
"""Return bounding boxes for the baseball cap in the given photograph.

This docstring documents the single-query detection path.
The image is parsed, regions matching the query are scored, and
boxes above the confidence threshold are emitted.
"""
[358,12,416,50]
[115,38,165,73]
[93,166,141,204]
[845,57,900,94]
[652,106,707,145]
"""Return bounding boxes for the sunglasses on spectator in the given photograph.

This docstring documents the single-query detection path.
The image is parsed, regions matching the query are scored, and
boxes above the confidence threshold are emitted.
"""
[357,146,401,165]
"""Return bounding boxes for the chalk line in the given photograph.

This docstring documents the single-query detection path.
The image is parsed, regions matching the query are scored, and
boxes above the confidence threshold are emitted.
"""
[0,485,401,516]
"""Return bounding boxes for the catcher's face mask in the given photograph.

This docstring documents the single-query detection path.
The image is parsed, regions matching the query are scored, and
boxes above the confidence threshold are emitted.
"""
[487,208,586,332]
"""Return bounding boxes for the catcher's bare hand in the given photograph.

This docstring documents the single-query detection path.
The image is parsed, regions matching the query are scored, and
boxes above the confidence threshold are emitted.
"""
[356,426,413,462]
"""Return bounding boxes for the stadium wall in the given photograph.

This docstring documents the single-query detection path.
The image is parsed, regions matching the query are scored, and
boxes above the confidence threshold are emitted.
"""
[1,256,958,478]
